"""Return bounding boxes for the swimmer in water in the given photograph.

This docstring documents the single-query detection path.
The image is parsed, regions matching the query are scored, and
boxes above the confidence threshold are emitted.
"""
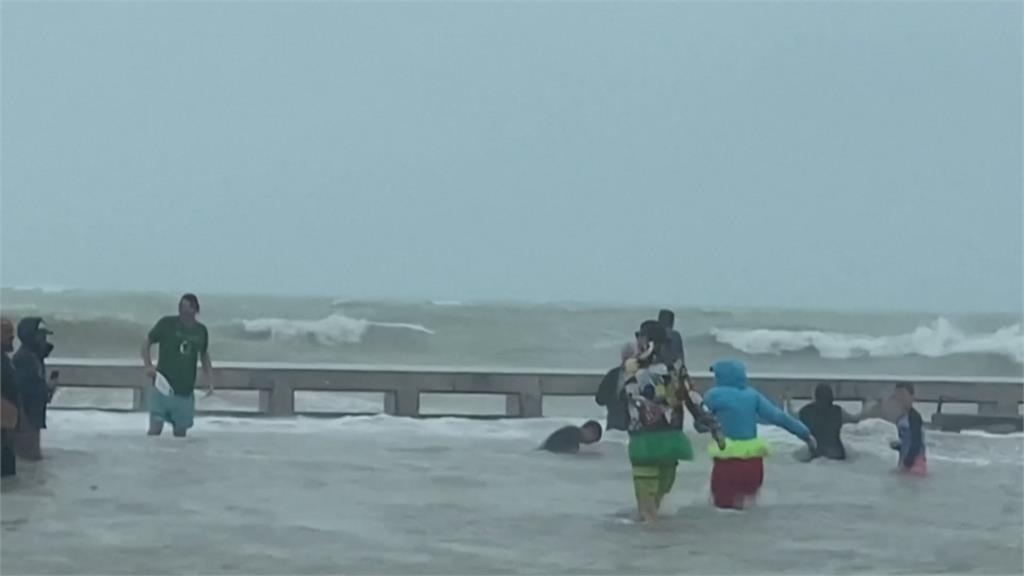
[540,420,603,454]
[889,383,927,476]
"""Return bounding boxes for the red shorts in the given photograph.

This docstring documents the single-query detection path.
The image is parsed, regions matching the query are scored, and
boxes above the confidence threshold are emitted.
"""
[710,457,764,509]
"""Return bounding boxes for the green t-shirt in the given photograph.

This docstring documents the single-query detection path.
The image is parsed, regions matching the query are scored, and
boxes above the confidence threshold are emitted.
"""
[149,316,209,396]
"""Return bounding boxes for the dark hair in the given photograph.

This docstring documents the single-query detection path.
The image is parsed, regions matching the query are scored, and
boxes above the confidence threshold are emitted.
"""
[895,383,915,396]
[581,420,603,441]
[814,383,834,404]
[657,309,675,327]
[180,293,200,313]
[637,320,667,344]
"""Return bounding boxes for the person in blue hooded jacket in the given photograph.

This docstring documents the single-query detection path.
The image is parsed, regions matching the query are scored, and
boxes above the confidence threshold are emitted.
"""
[702,360,816,509]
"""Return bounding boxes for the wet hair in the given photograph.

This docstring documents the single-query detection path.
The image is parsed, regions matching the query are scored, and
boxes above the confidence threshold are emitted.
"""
[657,309,675,328]
[581,420,603,441]
[895,383,915,396]
[180,293,200,313]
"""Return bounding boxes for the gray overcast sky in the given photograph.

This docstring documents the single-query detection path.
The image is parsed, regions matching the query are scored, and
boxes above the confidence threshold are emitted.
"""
[1,1,1021,312]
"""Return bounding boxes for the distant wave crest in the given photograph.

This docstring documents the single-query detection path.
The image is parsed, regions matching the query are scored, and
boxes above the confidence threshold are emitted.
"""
[712,318,1023,364]
[241,314,434,346]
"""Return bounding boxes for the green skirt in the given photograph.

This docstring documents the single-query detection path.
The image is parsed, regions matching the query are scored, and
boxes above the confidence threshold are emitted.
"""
[628,429,694,466]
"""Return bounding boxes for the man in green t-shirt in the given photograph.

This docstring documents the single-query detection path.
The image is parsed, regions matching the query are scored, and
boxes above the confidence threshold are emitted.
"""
[141,293,213,437]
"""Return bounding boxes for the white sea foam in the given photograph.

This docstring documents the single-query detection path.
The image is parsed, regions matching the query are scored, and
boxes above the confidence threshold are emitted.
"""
[7,284,73,294]
[241,314,434,345]
[712,318,1023,363]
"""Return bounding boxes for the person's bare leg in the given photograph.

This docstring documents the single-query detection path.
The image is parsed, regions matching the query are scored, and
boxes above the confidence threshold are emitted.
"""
[638,496,659,524]
[16,430,41,461]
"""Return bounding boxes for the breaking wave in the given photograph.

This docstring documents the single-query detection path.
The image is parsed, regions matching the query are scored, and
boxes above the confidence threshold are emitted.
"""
[712,318,1023,363]
[240,314,435,346]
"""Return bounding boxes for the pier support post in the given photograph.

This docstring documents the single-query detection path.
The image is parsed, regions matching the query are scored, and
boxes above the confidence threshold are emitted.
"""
[385,389,420,417]
[505,390,543,418]
[259,382,294,416]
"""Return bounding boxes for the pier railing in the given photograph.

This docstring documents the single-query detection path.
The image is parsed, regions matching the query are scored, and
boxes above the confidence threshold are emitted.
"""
[45,359,1023,419]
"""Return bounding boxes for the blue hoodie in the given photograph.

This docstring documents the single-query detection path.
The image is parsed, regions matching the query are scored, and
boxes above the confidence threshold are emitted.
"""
[703,360,810,442]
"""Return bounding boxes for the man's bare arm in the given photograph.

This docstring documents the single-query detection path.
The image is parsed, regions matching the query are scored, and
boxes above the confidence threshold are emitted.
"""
[200,351,214,394]
[141,338,156,377]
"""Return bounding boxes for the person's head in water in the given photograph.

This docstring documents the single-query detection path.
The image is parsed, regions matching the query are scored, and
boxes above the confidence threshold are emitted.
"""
[179,293,200,323]
[657,309,675,330]
[1,318,13,353]
[813,384,835,405]
[892,383,915,414]
[580,420,603,444]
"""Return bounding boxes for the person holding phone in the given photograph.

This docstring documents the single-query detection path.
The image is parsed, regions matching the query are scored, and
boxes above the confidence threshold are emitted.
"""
[13,317,57,461]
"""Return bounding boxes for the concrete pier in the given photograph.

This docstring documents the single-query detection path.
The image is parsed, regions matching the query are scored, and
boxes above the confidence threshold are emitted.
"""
[46,359,1023,421]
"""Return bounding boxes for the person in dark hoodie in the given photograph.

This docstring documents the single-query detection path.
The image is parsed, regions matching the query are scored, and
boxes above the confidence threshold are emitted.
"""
[14,317,57,461]
[594,342,635,431]
[2,318,20,477]
[798,384,861,461]
[657,309,686,367]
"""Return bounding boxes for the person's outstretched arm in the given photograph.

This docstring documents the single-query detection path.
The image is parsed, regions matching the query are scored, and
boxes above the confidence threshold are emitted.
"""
[841,408,862,425]
[755,392,811,441]
[142,317,166,378]
[200,326,214,395]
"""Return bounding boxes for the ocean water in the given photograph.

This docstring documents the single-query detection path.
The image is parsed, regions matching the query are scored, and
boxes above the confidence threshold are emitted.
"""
[2,287,1022,378]
[3,288,1022,574]
[1,412,1021,575]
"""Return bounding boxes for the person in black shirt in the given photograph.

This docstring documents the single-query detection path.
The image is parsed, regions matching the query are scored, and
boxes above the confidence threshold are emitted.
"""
[798,384,860,461]
[657,310,686,367]
[541,420,603,453]
[595,343,635,431]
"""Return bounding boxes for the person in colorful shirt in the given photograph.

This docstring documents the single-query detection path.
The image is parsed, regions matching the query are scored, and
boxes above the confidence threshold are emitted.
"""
[702,360,815,509]
[141,293,213,437]
[623,320,693,523]
[889,383,926,476]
